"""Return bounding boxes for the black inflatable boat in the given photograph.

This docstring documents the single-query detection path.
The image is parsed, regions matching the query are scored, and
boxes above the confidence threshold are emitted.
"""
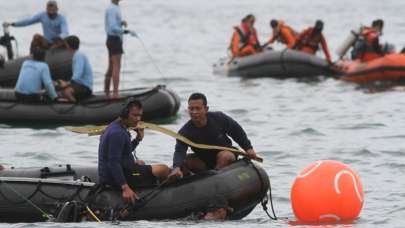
[0,159,270,223]
[0,49,73,87]
[0,85,180,125]
[213,49,337,78]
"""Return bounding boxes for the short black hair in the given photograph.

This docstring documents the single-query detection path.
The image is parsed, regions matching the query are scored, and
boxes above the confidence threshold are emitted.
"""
[314,20,324,33]
[32,48,46,61]
[120,98,142,119]
[270,19,278,28]
[372,19,384,28]
[65,35,80,50]
[188,92,207,106]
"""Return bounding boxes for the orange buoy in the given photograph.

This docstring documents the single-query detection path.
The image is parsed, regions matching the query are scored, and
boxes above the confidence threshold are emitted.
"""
[291,160,364,223]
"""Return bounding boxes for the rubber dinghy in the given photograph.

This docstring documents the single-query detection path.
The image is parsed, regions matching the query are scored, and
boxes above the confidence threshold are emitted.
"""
[0,159,270,223]
[0,48,73,87]
[0,85,180,125]
[339,53,405,84]
[213,49,337,78]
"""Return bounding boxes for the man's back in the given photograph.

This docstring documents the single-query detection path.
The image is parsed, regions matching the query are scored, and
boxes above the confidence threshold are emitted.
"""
[15,59,57,98]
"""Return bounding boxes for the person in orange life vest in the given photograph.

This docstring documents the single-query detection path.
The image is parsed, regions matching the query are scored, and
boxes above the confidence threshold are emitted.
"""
[357,19,384,62]
[229,14,261,57]
[263,19,297,49]
[293,20,332,64]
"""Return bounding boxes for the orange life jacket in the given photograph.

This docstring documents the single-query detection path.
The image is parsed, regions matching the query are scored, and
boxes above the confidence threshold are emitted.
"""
[294,27,332,62]
[358,27,383,62]
[269,23,297,48]
[230,23,260,57]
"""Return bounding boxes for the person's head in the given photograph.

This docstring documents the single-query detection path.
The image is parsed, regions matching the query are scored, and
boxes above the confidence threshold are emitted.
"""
[372,19,384,32]
[270,19,278,29]
[120,98,143,127]
[32,48,46,62]
[188,93,208,126]
[46,0,58,19]
[313,20,324,34]
[65,35,80,51]
[112,0,121,4]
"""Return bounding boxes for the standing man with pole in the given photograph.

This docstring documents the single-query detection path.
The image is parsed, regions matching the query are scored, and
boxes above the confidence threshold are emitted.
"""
[104,0,127,98]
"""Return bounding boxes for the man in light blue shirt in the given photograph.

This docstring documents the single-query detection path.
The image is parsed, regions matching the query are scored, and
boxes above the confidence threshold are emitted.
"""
[3,0,69,53]
[57,35,93,102]
[15,49,58,102]
[104,0,127,98]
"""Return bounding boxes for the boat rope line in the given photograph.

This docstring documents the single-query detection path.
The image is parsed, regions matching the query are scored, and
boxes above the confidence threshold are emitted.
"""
[0,179,53,220]
[249,160,277,220]
[65,121,263,163]
[127,30,169,83]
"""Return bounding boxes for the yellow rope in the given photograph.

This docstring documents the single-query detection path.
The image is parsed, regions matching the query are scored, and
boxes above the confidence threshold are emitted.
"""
[86,206,102,223]
[65,121,263,162]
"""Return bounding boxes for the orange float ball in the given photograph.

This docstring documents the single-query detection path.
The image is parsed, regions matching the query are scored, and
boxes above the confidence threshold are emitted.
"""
[291,160,364,223]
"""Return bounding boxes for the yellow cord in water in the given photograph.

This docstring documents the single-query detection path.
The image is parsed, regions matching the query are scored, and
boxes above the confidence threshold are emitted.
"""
[86,206,102,223]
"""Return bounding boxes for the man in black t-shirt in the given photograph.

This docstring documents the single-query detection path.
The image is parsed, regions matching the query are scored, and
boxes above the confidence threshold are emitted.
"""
[169,93,257,178]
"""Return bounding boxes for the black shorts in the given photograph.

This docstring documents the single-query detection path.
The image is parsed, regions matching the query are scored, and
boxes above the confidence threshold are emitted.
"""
[106,35,124,57]
[124,163,156,189]
[71,80,92,100]
[190,151,236,170]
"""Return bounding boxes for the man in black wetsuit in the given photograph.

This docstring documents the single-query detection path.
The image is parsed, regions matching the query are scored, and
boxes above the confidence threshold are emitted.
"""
[169,93,257,178]
[98,99,170,203]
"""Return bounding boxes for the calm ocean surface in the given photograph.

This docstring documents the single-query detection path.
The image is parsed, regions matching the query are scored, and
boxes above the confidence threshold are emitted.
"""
[1,0,404,227]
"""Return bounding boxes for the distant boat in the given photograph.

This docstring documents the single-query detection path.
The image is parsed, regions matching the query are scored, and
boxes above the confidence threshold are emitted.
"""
[213,49,339,79]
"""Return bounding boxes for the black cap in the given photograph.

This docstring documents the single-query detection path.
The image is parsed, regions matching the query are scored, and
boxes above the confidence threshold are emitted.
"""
[270,19,278,28]
[314,20,324,32]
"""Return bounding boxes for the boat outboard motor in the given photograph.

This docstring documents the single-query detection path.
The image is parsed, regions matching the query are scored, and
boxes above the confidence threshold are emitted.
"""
[0,23,16,60]
[336,26,362,59]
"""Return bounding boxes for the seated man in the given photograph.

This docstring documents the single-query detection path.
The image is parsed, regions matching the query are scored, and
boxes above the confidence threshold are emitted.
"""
[15,48,59,102]
[3,0,69,53]
[169,93,257,178]
[98,99,170,203]
[57,35,93,102]
[351,19,384,62]
[229,14,261,57]
[264,19,297,49]
[293,20,332,64]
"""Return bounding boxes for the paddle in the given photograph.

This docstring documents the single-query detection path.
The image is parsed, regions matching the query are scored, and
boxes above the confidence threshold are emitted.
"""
[65,122,263,163]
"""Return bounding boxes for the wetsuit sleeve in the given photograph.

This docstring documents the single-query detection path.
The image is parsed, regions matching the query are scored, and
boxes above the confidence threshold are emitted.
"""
[13,12,42,27]
[41,65,58,99]
[221,112,253,150]
[320,34,332,62]
[59,15,69,39]
[173,128,189,168]
[106,131,127,186]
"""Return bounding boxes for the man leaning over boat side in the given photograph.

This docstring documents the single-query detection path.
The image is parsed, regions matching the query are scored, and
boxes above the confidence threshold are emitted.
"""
[169,93,257,178]
[3,0,69,53]
[56,35,93,102]
[98,99,170,203]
